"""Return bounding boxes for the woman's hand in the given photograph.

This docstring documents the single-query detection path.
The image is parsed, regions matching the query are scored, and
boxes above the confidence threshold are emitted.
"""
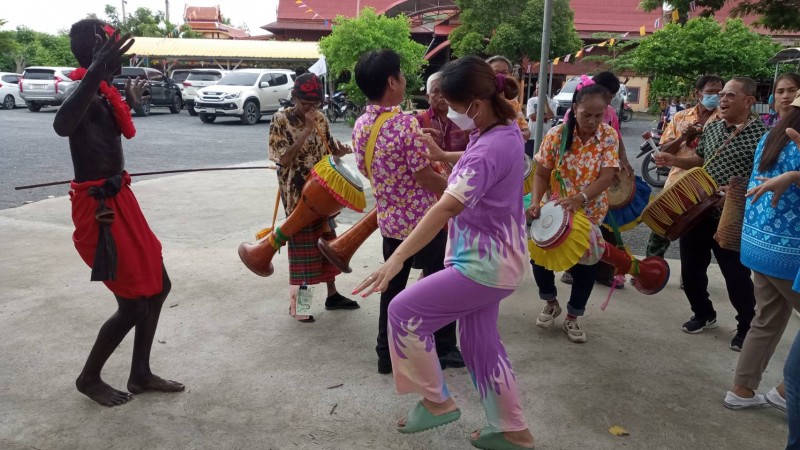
[415,133,446,162]
[747,172,800,207]
[526,204,541,221]
[351,258,404,297]
[556,195,584,213]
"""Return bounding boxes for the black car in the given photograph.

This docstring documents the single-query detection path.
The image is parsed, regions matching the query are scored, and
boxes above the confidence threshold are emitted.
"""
[112,67,183,116]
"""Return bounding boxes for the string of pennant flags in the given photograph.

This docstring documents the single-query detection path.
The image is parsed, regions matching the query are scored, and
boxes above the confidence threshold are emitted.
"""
[294,0,334,28]
[545,0,697,68]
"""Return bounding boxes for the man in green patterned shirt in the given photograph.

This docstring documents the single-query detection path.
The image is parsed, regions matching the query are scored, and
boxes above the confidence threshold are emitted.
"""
[655,77,769,351]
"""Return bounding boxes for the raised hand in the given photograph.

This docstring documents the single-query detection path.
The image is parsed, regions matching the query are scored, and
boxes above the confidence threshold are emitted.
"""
[88,30,135,81]
[124,76,146,108]
[351,258,403,297]
[414,132,446,162]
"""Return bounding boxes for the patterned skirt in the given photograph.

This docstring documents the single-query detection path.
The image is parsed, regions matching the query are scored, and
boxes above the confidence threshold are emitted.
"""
[287,218,340,286]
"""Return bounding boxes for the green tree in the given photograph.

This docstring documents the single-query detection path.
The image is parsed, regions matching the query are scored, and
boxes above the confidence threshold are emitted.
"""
[640,0,800,32]
[0,26,77,73]
[449,0,582,63]
[319,7,427,105]
[624,18,780,82]
[621,18,780,111]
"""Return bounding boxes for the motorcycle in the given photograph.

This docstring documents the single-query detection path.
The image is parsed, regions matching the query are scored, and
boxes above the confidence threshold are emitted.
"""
[637,128,671,188]
[620,103,633,122]
[325,91,362,123]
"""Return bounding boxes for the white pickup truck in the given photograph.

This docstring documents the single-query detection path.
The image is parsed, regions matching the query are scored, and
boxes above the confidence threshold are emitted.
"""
[194,69,296,125]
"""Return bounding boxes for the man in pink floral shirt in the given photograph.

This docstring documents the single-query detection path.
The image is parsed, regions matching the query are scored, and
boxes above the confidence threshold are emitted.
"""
[353,49,463,374]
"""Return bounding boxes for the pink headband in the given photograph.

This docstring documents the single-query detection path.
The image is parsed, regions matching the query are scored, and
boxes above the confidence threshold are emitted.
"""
[576,74,595,91]
[495,73,506,93]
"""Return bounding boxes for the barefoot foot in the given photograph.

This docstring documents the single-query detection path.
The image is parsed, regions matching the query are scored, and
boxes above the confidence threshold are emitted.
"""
[127,373,185,394]
[76,375,133,407]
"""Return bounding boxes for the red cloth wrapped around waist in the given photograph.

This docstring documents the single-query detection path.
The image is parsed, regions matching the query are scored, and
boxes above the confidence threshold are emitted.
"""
[70,171,163,298]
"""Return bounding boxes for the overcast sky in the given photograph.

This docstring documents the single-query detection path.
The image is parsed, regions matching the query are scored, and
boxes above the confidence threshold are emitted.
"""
[3,0,278,36]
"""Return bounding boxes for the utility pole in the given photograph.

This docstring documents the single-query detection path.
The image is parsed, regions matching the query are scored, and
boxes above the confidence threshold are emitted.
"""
[165,0,170,25]
[534,0,554,152]
[121,0,127,24]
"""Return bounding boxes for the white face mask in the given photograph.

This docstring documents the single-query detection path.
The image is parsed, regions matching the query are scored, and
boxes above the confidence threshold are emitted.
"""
[447,102,476,130]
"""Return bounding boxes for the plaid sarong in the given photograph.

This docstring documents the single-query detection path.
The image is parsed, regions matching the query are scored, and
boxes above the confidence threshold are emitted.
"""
[287,218,340,285]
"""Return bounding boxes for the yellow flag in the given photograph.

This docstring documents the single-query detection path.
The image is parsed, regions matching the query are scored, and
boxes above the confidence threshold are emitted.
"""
[640,25,646,36]
[598,41,607,48]
[672,9,680,22]
[576,49,584,58]
[609,38,616,46]
[553,57,560,65]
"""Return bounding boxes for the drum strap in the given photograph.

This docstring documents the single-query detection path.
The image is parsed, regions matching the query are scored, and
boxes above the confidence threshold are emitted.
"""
[364,111,399,181]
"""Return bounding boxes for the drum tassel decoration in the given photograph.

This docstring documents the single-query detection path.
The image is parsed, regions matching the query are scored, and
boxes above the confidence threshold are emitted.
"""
[238,156,366,277]
[318,208,379,273]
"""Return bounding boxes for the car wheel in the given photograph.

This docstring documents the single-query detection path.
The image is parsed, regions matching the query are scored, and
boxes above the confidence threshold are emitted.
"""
[3,95,15,110]
[135,97,151,117]
[199,113,217,124]
[169,95,182,114]
[188,105,198,116]
[27,102,41,112]
[240,100,260,125]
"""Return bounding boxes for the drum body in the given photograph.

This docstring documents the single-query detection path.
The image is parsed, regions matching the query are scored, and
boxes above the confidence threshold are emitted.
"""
[641,167,722,241]
[714,176,747,251]
[608,171,636,210]
[528,201,592,272]
[238,156,367,277]
[603,175,652,232]
[318,208,379,273]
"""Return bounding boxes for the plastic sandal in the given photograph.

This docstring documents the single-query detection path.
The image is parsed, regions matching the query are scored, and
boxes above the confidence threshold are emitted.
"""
[470,427,534,450]
[397,401,461,434]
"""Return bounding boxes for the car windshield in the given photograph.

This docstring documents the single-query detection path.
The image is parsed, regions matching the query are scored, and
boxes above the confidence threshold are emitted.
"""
[558,78,580,96]
[187,71,223,82]
[171,71,190,82]
[217,72,259,86]
[23,69,55,80]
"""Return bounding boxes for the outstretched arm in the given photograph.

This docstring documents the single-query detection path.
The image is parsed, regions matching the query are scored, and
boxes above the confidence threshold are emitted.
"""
[53,31,134,137]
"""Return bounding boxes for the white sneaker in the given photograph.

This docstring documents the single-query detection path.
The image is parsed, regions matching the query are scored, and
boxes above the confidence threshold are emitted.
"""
[766,387,787,412]
[563,318,587,343]
[536,302,562,328]
[723,391,768,410]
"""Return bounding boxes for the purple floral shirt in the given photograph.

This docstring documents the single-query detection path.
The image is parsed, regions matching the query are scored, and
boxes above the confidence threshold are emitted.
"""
[353,105,437,240]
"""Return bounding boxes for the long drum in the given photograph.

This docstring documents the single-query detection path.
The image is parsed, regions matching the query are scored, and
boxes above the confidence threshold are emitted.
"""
[641,167,722,241]
[318,208,379,273]
[238,156,366,277]
[714,176,747,252]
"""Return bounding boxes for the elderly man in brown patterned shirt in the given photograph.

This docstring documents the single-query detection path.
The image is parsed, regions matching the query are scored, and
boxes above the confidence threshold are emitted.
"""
[268,73,360,322]
[655,77,769,351]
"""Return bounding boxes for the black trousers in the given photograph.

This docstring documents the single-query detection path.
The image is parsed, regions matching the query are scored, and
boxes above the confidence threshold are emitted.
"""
[377,230,457,361]
[679,214,756,329]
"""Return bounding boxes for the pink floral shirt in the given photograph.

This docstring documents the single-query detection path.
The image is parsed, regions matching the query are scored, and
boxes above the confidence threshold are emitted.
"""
[353,105,437,240]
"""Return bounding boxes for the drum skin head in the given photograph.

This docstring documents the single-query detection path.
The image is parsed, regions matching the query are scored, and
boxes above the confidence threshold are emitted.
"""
[328,155,364,190]
[530,201,570,248]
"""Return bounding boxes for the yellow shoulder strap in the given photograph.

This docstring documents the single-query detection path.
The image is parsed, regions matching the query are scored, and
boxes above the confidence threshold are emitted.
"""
[364,111,398,181]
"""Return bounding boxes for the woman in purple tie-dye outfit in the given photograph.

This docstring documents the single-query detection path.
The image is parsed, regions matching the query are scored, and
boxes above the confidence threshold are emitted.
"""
[353,56,535,450]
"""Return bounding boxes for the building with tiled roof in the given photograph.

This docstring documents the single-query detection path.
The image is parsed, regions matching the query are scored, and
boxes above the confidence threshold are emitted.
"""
[184,5,249,39]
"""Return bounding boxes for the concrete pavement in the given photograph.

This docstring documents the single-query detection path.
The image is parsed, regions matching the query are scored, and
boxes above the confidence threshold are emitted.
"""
[0,162,793,450]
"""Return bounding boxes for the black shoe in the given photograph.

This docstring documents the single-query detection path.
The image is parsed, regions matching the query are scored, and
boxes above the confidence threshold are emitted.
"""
[439,347,466,370]
[730,327,749,352]
[378,358,392,374]
[325,293,361,310]
[682,316,718,334]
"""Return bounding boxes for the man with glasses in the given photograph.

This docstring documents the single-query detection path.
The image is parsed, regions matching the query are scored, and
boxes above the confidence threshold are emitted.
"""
[655,77,768,351]
[268,73,360,322]
[646,75,724,259]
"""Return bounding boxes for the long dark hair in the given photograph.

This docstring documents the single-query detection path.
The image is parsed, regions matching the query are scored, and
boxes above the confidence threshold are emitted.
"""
[440,56,518,122]
[759,105,800,172]
[562,84,610,152]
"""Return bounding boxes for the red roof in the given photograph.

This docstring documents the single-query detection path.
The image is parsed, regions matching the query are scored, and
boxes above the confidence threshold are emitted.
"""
[277,0,398,21]
[184,5,221,22]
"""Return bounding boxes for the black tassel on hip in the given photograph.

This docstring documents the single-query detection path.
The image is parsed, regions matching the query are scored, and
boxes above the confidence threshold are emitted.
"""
[88,175,123,282]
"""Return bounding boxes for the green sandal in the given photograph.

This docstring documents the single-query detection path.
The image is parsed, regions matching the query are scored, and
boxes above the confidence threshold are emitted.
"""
[397,401,461,434]
[470,427,535,450]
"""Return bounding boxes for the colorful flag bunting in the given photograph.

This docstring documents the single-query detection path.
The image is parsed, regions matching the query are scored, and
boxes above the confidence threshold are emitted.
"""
[553,57,560,65]
[654,18,660,28]
[598,41,607,47]
[640,25,646,36]
[672,9,679,22]
[564,54,571,62]
[586,46,595,53]
[576,49,584,58]
[609,38,616,46]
